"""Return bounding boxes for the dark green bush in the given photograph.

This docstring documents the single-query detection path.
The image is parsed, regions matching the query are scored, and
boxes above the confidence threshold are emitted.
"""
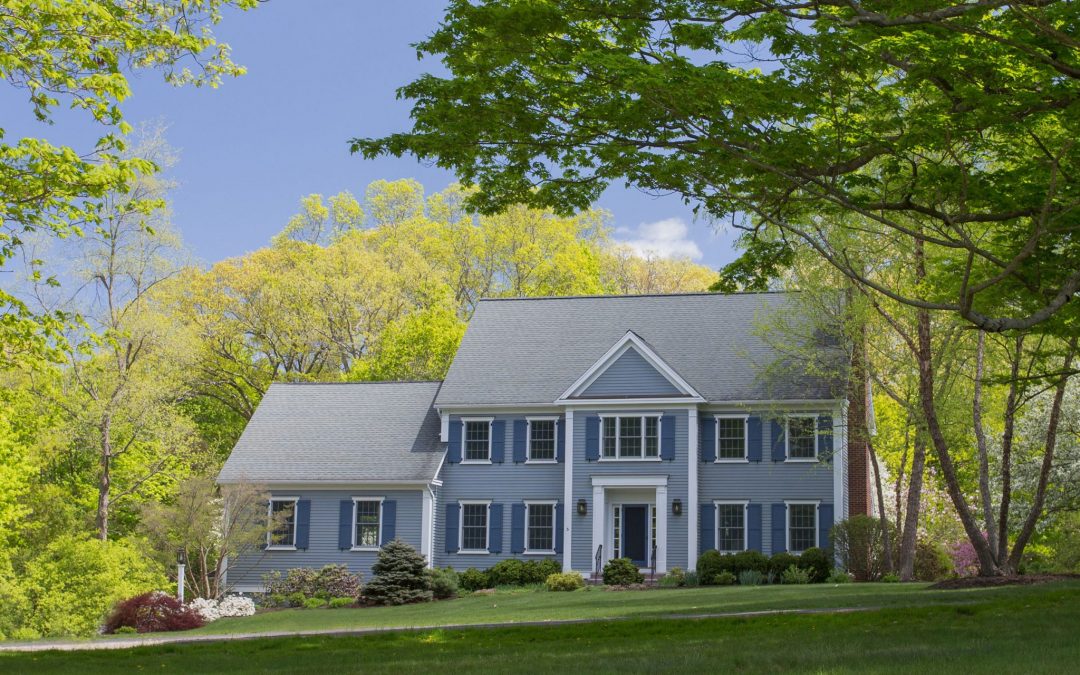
[427,567,459,599]
[533,559,562,582]
[914,540,951,581]
[696,550,725,585]
[602,558,644,585]
[769,552,800,577]
[487,559,526,586]
[831,515,893,581]
[781,564,811,584]
[459,568,490,591]
[729,550,770,575]
[798,547,832,582]
[714,571,737,586]
[362,540,433,605]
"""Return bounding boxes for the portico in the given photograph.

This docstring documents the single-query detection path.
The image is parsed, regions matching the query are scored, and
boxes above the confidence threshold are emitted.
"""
[591,475,668,574]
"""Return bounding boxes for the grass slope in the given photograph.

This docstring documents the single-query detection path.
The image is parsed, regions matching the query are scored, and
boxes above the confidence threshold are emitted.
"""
[4,582,1079,673]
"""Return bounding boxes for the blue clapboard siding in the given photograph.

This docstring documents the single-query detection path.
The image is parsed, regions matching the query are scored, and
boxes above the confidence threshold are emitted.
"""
[580,349,682,398]
[227,488,424,591]
[433,413,564,569]
[698,410,835,555]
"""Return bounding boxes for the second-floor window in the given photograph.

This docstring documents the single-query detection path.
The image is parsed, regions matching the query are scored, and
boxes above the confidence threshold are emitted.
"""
[528,419,556,462]
[464,420,491,462]
[716,417,747,460]
[602,415,661,460]
[787,416,817,460]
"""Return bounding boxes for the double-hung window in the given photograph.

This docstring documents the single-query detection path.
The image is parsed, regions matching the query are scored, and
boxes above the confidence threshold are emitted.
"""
[461,502,490,552]
[353,499,382,549]
[716,416,747,460]
[527,418,557,462]
[715,502,747,552]
[601,415,661,460]
[525,502,555,553]
[787,502,818,553]
[786,416,818,460]
[267,498,298,548]
[463,419,492,462]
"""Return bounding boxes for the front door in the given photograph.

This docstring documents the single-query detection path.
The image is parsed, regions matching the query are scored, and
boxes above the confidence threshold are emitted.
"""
[621,505,649,567]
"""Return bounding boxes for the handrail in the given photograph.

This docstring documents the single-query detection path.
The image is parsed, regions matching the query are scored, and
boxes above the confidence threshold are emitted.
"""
[650,543,657,580]
[594,544,603,576]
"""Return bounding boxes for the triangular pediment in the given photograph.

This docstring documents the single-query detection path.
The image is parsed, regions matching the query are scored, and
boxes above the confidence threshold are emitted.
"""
[557,331,703,402]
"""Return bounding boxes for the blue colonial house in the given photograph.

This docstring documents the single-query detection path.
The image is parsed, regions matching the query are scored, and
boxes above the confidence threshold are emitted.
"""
[218,292,871,589]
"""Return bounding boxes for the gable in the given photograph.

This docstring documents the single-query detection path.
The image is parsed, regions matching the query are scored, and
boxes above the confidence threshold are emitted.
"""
[579,347,682,398]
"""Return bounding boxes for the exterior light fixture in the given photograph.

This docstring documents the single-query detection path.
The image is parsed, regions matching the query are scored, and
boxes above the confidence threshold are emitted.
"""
[577,499,588,516]
[672,499,683,516]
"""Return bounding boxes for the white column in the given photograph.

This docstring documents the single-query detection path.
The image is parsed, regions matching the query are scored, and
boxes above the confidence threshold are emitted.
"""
[655,485,668,574]
[421,487,434,567]
[592,485,605,576]
[563,410,574,572]
[834,401,847,520]
[687,407,699,571]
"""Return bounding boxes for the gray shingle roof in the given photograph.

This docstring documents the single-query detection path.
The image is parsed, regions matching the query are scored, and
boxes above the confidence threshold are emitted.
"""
[435,292,843,407]
[218,381,444,484]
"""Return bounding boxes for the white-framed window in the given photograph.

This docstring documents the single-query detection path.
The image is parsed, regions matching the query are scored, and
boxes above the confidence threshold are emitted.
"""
[786,415,818,460]
[460,501,491,553]
[600,414,661,460]
[267,497,298,549]
[352,498,383,550]
[715,415,748,461]
[525,501,556,553]
[527,417,558,463]
[715,501,748,553]
[786,501,819,553]
[462,417,493,463]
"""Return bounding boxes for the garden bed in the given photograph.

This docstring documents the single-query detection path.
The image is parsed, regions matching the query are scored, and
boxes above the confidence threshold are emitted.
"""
[929,573,1080,590]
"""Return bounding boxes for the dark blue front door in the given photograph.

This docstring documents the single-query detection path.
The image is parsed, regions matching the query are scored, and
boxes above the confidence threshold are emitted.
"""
[621,505,648,567]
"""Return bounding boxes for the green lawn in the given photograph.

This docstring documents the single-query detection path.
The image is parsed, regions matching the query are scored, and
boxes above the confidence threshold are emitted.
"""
[3,581,1079,673]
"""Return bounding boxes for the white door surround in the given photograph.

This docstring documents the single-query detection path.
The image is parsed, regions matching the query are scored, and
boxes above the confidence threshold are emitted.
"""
[591,475,668,574]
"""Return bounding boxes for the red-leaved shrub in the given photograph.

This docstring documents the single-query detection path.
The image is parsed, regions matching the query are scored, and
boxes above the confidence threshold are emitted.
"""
[104,591,206,634]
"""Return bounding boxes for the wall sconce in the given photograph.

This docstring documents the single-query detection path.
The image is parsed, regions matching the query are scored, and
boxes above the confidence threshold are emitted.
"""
[672,499,683,516]
[577,499,588,516]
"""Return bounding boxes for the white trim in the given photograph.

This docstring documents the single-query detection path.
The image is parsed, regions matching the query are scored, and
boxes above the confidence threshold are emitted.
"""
[350,496,384,551]
[563,410,574,571]
[266,497,299,550]
[523,500,558,555]
[440,413,450,443]
[220,480,432,488]
[784,500,821,554]
[597,413,663,461]
[556,331,705,403]
[437,398,842,411]
[525,416,559,464]
[712,500,750,553]
[460,417,494,464]
[421,486,434,566]
[833,401,846,524]
[714,414,750,462]
[687,407,698,571]
[555,397,704,407]
[591,475,669,488]
[785,414,821,462]
[458,500,493,554]
[591,484,605,571]
[655,486,668,574]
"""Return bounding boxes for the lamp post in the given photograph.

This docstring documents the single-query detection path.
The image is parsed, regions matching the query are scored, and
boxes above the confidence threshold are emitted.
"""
[176,549,187,603]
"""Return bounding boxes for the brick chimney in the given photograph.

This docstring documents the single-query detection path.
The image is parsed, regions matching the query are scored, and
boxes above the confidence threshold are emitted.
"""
[847,341,874,517]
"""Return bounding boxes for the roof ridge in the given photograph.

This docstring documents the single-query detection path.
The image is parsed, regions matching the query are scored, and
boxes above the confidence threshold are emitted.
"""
[477,290,796,303]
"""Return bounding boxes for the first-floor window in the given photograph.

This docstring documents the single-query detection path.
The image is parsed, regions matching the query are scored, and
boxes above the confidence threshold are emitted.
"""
[716,503,746,552]
[462,503,489,551]
[788,503,817,553]
[354,499,381,549]
[526,502,555,552]
[268,498,297,547]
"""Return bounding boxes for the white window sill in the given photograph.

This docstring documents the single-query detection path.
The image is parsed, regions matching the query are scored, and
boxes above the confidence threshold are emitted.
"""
[785,458,819,463]
[461,460,492,465]
[457,550,490,555]
[714,458,749,464]
[525,459,558,465]
[265,545,297,551]
[598,457,662,462]
[717,549,747,555]
[523,550,556,556]
[350,546,380,552]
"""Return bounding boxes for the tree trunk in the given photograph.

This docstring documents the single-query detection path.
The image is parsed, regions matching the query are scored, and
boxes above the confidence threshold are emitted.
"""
[867,435,893,572]
[898,433,926,580]
[972,331,999,555]
[996,336,1024,568]
[97,414,113,541]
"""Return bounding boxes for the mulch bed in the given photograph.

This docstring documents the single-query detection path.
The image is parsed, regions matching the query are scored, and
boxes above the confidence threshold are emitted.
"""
[929,573,1080,590]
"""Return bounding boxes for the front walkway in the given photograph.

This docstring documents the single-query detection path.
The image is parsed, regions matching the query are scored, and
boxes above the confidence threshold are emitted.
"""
[0,606,873,653]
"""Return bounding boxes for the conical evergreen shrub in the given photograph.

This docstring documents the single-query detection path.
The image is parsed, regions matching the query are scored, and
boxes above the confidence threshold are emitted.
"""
[363,539,433,605]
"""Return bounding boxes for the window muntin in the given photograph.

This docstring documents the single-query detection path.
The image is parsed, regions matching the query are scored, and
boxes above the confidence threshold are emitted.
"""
[716,417,747,460]
[464,420,491,462]
[601,415,661,460]
[461,502,489,551]
[716,503,746,552]
[268,498,297,548]
[788,503,817,553]
[526,502,555,552]
[787,416,817,459]
[528,419,557,462]
[353,499,381,549]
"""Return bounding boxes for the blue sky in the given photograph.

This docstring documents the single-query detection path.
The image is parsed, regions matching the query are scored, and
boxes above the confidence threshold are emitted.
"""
[5,1,741,270]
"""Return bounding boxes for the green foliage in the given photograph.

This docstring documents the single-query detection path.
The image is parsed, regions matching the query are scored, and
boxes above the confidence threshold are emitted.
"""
[303,597,327,609]
[781,565,811,585]
[696,550,725,586]
[459,568,490,592]
[363,540,433,606]
[545,572,585,592]
[738,570,766,586]
[487,559,526,587]
[714,572,737,586]
[831,516,891,582]
[427,568,459,600]
[768,553,801,579]
[602,558,644,586]
[826,570,853,584]
[660,567,687,588]
[287,593,306,608]
[328,597,354,609]
[263,565,362,602]
[797,548,832,583]
[882,573,902,584]
[682,571,700,587]
[914,540,953,582]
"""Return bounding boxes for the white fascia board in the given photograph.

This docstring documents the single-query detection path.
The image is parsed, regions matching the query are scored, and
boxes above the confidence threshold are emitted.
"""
[590,474,669,488]
[217,480,432,489]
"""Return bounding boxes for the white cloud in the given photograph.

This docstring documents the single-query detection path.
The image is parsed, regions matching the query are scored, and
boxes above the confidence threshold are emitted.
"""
[615,218,704,260]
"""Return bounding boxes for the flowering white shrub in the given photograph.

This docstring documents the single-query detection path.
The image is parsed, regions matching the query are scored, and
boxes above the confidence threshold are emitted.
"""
[188,597,221,622]
[217,595,256,618]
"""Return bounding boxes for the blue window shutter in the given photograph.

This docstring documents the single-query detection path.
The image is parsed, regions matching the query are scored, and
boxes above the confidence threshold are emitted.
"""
[819,503,834,550]
[771,503,787,554]
[771,419,786,462]
[818,415,834,462]
[489,503,504,553]
[513,419,528,463]
[556,418,566,463]
[585,416,600,461]
[381,500,397,545]
[511,503,526,554]
[295,500,311,550]
[491,420,506,463]
[445,503,460,553]
[748,503,763,552]
[700,416,715,462]
[660,415,676,460]
[448,420,462,463]
[699,503,714,555]
[338,500,353,550]
[554,503,564,554]
[747,416,763,462]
